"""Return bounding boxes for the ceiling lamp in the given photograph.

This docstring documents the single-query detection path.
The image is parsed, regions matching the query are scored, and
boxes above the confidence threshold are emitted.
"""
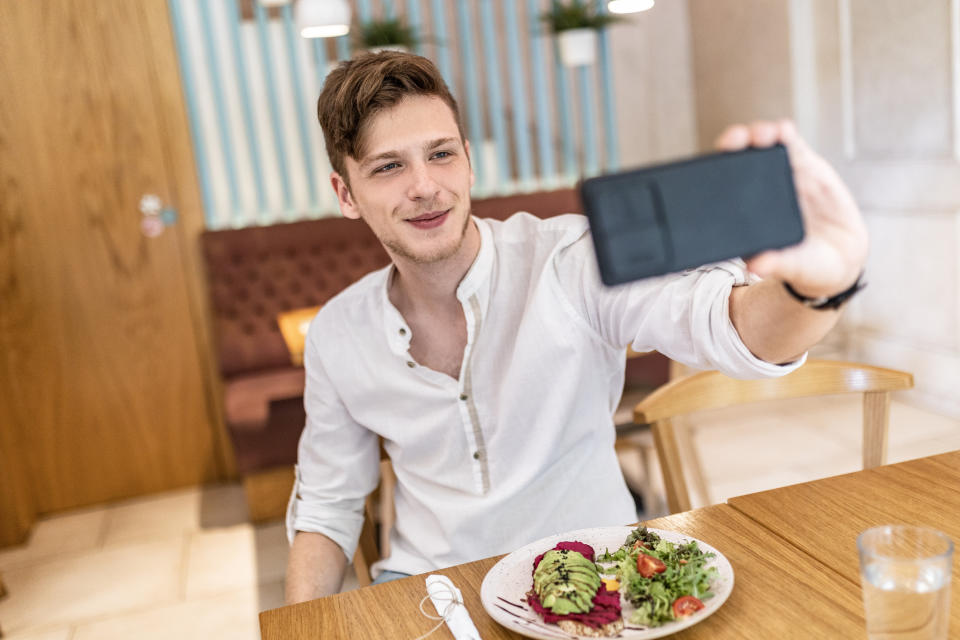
[295,0,351,38]
[608,0,655,14]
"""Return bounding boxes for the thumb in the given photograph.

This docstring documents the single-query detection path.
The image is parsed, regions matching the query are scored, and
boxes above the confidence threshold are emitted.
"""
[743,247,807,283]
[743,250,782,279]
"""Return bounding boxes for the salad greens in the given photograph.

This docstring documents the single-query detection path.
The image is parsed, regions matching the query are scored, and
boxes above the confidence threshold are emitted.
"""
[596,526,718,627]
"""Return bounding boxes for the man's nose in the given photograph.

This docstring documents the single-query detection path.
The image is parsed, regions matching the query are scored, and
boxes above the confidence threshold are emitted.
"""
[406,161,441,201]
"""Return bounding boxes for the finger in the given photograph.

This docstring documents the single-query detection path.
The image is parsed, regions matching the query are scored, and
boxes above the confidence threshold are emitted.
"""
[745,247,811,286]
[776,118,821,169]
[714,124,750,151]
[747,121,780,147]
[777,119,799,146]
[776,119,814,154]
[743,250,782,279]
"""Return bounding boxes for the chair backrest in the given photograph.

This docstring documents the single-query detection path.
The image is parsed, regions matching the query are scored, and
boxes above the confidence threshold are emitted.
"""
[353,496,381,587]
[633,359,914,513]
[352,446,395,587]
[200,189,581,378]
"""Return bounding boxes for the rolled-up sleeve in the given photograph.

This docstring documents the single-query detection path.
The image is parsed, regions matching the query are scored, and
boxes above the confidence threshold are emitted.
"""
[555,230,806,379]
[285,319,381,559]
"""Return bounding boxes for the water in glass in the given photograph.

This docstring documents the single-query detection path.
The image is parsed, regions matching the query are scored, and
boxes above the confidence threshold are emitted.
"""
[861,561,950,640]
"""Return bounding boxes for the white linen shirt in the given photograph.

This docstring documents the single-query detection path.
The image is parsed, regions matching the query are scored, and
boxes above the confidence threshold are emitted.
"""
[287,213,804,577]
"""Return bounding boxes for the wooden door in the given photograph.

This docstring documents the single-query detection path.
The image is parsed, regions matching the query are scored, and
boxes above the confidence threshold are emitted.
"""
[0,0,227,543]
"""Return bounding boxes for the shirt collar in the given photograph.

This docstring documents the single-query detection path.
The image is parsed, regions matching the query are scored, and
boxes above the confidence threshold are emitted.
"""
[455,216,494,303]
[381,266,409,355]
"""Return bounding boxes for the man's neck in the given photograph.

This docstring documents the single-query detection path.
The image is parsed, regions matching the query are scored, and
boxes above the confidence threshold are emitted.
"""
[388,219,482,317]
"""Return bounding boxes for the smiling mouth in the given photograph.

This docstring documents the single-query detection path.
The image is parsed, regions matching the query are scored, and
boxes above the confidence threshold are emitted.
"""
[404,209,451,230]
[407,209,449,222]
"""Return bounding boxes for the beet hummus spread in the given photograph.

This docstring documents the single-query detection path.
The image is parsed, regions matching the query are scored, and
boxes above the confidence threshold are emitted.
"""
[527,541,623,630]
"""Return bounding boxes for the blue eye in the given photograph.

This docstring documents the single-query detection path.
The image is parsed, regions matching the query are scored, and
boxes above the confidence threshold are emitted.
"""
[433,150,453,159]
[375,162,400,173]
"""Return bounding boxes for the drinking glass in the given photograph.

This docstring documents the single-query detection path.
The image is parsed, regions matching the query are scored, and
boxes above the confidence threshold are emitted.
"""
[857,525,953,640]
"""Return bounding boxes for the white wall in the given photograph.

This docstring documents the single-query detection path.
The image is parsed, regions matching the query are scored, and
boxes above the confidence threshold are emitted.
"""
[810,0,960,418]
[607,0,699,167]
[686,0,960,418]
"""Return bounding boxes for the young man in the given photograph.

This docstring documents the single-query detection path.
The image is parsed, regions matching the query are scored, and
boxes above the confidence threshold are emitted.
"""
[284,52,868,603]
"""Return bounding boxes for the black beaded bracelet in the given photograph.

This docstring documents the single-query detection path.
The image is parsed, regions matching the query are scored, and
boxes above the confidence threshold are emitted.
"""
[783,273,866,311]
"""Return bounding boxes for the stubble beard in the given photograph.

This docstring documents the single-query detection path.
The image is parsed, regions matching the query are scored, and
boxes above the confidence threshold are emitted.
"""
[382,204,472,265]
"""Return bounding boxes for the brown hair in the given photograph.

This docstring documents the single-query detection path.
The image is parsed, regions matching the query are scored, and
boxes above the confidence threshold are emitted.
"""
[317,51,465,187]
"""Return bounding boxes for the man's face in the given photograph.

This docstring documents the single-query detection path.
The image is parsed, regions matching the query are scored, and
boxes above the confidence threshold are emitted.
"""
[331,95,475,265]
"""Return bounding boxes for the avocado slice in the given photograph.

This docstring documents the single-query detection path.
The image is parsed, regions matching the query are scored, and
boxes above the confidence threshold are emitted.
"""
[533,548,602,615]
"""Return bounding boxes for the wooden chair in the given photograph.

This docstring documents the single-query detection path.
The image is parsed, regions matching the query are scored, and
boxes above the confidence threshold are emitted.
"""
[633,359,914,514]
[613,350,689,517]
[352,451,396,587]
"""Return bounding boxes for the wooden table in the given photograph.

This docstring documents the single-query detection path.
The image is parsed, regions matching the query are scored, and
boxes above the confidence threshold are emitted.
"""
[260,451,959,639]
[261,505,864,638]
[728,449,960,632]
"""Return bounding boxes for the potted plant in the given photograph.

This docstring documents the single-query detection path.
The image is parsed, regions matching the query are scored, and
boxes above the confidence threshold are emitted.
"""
[357,17,420,53]
[541,0,622,67]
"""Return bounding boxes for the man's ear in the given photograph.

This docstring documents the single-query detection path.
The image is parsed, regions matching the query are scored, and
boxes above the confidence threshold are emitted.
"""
[330,171,361,220]
[464,139,475,188]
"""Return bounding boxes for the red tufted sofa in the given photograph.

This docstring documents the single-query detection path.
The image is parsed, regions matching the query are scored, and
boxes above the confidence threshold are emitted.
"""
[200,188,668,520]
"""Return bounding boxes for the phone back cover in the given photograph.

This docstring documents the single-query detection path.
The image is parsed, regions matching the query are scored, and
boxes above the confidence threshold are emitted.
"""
[581,144,804,286]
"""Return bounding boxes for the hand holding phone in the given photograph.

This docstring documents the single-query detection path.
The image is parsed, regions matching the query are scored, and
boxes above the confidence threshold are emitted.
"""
[581,144,804,286]
[712,120,867,299]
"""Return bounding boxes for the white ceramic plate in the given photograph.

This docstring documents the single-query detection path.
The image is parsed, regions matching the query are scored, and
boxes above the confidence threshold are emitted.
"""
[480,526,734,640]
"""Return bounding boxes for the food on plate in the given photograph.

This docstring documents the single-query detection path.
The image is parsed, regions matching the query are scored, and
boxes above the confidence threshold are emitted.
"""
[597,526,718,628]
[672,594,706,618]
[636,553,667,578]
[526,540,624,637]
[600,577,620,591]
[521,527,720,635]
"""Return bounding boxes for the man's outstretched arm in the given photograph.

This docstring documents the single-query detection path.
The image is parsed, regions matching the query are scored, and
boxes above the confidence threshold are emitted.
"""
[285,531,349,604]
[720,120,868,364]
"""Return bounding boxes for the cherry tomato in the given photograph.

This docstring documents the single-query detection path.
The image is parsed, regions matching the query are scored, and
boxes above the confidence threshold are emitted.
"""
[672,595,705,618]
[631,540,649,551]
[636,553,667,578]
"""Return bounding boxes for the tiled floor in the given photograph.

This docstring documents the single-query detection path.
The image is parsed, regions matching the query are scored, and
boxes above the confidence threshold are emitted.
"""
[1,396,958,639]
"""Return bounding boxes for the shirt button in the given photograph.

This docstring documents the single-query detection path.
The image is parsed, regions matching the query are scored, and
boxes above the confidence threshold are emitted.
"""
[406,361,416,368]
[399,328,406,335]
[473,451,481,460]
[459,393,468,401]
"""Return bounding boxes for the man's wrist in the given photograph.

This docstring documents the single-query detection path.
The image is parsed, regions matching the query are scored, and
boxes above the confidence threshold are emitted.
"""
[782,272,866,310]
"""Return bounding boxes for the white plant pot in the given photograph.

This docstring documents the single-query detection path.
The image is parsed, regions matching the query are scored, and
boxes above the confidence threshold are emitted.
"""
[367,44,410,54]
[557,28,597,67]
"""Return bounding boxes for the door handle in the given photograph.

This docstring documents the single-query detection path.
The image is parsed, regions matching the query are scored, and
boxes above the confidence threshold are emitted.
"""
[139,194,178,238]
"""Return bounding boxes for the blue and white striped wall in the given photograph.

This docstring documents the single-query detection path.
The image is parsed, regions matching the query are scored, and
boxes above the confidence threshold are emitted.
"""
[168,0,622,229]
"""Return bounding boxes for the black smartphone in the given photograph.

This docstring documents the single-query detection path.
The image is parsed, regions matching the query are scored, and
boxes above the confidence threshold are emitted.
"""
[580,144,804,286]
